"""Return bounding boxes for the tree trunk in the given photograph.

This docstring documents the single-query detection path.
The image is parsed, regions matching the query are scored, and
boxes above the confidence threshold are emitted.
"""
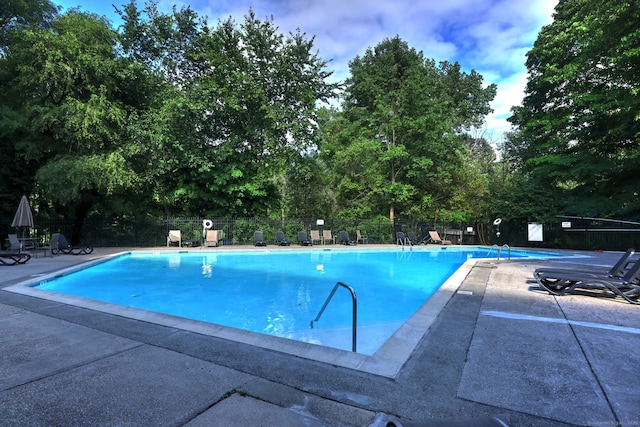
[71,198,93,244]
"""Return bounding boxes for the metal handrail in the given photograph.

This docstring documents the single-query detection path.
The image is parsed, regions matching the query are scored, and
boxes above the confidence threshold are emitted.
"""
[309,281,357,352]
[486,244,498,257]
[486,244,511,260]
[499,244,511,260]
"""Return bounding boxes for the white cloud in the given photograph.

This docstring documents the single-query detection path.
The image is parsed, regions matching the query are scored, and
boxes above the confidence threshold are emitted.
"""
[485,72,529,138]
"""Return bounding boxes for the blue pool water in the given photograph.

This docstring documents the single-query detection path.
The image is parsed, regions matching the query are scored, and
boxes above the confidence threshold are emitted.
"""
[33,247,555,354]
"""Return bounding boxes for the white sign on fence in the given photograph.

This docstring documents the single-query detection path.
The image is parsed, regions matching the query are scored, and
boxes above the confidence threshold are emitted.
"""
[528,222,543,242]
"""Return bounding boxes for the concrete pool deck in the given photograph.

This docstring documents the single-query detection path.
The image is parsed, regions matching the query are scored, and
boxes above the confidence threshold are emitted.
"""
[1,246,639,426]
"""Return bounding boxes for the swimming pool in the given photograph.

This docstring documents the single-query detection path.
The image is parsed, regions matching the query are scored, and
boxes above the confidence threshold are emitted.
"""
[9,246,565,377]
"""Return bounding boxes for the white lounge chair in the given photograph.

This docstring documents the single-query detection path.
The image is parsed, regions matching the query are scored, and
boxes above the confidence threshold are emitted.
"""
[427,230,452,245]
[167,230,181,247]
[310,230,322,245]
[204,230,220,247]
[323,229,335,244]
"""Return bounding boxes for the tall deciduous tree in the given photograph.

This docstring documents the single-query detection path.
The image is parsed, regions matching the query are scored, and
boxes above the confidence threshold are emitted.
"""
[0,0,57,51]
[333,36,496,222]
[1,10,144,241]
[508,0,640,219]
[319,107,387,218]
[119,4,338,216]
[0,0,57,229]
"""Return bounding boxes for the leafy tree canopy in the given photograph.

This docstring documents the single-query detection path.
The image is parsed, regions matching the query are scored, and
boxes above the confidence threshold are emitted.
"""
[117,3,339,217]
[0,0,57,51]
[326,36,496,222]
[508,0,640,219]
[1,0,339,234]
[0,9,141,240]
[1,1,505,238]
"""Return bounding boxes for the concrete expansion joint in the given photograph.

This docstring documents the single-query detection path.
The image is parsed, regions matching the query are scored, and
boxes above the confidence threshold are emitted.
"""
[178,388,239,425]
[553,299,623,424]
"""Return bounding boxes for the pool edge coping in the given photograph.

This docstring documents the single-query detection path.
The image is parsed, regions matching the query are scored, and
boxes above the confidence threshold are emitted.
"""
[4,250,493,378]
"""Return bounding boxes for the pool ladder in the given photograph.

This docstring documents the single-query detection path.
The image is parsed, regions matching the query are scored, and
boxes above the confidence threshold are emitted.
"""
[310,282,357,353]
[486,244,511,260]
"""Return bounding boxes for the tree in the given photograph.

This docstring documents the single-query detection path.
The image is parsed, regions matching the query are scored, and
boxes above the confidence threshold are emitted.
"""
[281,152,332,219]
[118,5,339,216]
[0,0,57,51]
[319,108,388,218]
[0,0,58,230]
[333,36,496,222]
[508,0,640,219]
[1,10,145,241]
[448,133,496,222]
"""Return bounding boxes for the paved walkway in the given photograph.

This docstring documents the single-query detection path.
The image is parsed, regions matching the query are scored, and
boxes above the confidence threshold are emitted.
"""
[1,247,639,426]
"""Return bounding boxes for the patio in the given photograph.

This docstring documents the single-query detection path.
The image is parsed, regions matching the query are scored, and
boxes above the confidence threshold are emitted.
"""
[1,247,638,426]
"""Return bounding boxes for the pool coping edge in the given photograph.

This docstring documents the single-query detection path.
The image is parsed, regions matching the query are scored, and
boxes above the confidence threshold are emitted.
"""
[5,251,478,378]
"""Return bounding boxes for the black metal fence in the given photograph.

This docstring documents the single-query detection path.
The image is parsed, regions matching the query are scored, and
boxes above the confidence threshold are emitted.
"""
[479,217,640,251]
[18,216,470,247]
[6,215,640,251]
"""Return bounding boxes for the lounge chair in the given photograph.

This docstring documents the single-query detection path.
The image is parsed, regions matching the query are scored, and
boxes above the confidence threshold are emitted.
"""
[323,229,335,245]
[8,234,22,252]
[407,232,419,245]
[310,230,322,245]
[253,231,267,246]
[204,230,220,247]
[0,253,31,265]
[275,231,290,246]
[167,230,181,247]
[534,248,635,291]
[535,256,640,305]
[426,230,452,245]
[624,285,640,303]
[356,230,368,244]
[396,232,410,245]
[340,230,356,245]
[51,233,93,255]
[8,234,51,257]
[13,234,38,252]
[298,231,312,246]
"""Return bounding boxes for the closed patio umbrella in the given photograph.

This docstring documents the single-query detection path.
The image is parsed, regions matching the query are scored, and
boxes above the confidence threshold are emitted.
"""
[11,195,34,237]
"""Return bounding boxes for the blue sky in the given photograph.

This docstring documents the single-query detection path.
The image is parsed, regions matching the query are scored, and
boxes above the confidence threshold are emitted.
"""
[53,0,558,140]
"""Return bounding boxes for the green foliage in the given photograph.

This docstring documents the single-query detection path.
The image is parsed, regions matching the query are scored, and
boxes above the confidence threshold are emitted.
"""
[326,36,496,221]
[118,5,338,217]
[487,165,562,223]
[0,0,57,50]
[356,215,393,243]
[1,2,341,233]
[320,113,388,219]
[36,152,138,201]
[230,218,256,244]
[0,2,511,236]
[508,0,640,220]
[0,9,146,238]
[281,153,333,219]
